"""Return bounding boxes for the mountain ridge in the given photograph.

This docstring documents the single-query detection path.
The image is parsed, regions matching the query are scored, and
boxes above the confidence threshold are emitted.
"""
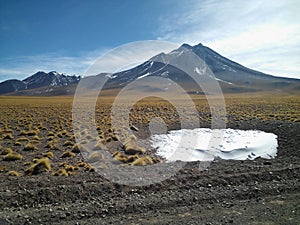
[1,43,299,96]
[0,71,80,95]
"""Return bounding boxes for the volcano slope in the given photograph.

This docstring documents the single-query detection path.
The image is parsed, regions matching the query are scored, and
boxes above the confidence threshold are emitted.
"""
[0,93,299,225]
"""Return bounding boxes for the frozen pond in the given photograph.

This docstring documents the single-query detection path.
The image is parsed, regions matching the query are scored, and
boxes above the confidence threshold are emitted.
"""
[151,128,278,162]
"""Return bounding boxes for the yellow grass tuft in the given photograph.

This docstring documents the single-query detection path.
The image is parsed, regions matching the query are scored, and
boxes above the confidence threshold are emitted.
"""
[3,152,23,161]
[1,148,13,155]
[87,151,103,163]
[23,143,38,151]
[16,137,29,142]
[123,135,146,155]
[29,139,40,144]
[131,156,154,166]
[71,144,81,153]
[14,141,22,146]
[3,134,13,140]
[63,140,74,147]
[43,151,54,159]
[25,158,51,175]
[93,140,107,151]
[20,130,38,136]
[52,168,69,176]
[33,135,40,140]
[7,170,20,176]
[61,151,75,158]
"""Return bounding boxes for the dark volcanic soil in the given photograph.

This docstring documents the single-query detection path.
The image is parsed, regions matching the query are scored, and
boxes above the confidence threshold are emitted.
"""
[1,120,300,225]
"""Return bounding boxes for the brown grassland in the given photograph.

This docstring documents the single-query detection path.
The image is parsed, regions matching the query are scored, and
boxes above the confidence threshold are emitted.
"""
[0,93,299,224]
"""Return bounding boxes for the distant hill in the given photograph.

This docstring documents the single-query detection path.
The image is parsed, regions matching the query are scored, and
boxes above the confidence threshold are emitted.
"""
[0,71,80,95]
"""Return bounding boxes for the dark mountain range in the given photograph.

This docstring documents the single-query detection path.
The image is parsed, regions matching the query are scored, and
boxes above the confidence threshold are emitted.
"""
[0,71,80,95]
[0,43,299,96]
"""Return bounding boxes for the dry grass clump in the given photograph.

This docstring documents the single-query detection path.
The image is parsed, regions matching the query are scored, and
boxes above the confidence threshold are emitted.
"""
[0,128,11,133]
[93,140,107,151]
[63,140,74,147]
[47,131,55,137]
[43,151,54,159]
[20,130,38,136]
[33,135,40,140]
[76,161,87,168]
[87,151,104,163]
[25,157,51,175]
[14,141,22,146]
[3,134,13,140]
[16,137,29,142]
[113,152,139,163]
[71,144,81,153]
[110,135,119,141]
[23,143,38,151]
[52,168,69,176]
[1,147,13,155]
[53,162,80,176]
[76,161,95,172]
[85,164,95,172]
[64,165,79,172]
[112,151,161,166]
[7,170,20,176]
[123,135,146,155]
[131,156,154,166]
[3,152,23,161]
[29,139,40,144]
[45,141,54,148]
[61,151,75,158]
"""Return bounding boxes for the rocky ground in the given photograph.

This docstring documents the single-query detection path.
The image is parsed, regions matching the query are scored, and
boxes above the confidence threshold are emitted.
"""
[0,118,299,225]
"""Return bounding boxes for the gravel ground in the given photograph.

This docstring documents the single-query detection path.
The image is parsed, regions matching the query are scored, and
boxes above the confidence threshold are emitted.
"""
[0,119,299,225]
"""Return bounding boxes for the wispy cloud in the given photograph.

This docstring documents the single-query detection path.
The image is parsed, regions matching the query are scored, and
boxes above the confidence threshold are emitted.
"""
[157,0,300,78]
[0,50,105,82]
[0,41,178,82]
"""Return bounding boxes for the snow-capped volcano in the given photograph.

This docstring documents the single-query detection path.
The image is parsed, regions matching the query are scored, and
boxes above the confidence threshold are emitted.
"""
[103,43,300,93]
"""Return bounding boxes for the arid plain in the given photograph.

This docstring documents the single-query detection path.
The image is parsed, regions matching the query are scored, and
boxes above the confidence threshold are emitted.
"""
[0,92,299,224]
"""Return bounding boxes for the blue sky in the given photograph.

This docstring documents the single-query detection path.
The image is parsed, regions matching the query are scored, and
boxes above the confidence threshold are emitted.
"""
[0,0,299,81]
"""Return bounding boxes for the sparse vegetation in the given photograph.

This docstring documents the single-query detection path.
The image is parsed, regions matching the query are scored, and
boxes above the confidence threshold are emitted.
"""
[43,151,54,158]
[0,94,298,180]
[23,143,38,151]
[52,168,69,176]
[3,152,23,161]
[87,151,103,163]
[1,148,13,155]
[25,158,51,175]
[131,156,154,166]
[61,151,75,158]
[20,130,38,136]
[123,135,146,155]
[7,170,20,176]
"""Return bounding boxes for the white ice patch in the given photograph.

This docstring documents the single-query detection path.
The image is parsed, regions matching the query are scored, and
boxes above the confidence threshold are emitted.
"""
[215,78,233,85]
[105,74,117,79]
[137,72,150,80]
[151,128,278,162]
[195,67,205,75]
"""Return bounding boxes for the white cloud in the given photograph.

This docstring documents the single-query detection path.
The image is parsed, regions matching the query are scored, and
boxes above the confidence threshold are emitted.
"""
[85,40,178,76]
[0,50,105,82]
[0,41,178,82]
[157,0,300,78]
